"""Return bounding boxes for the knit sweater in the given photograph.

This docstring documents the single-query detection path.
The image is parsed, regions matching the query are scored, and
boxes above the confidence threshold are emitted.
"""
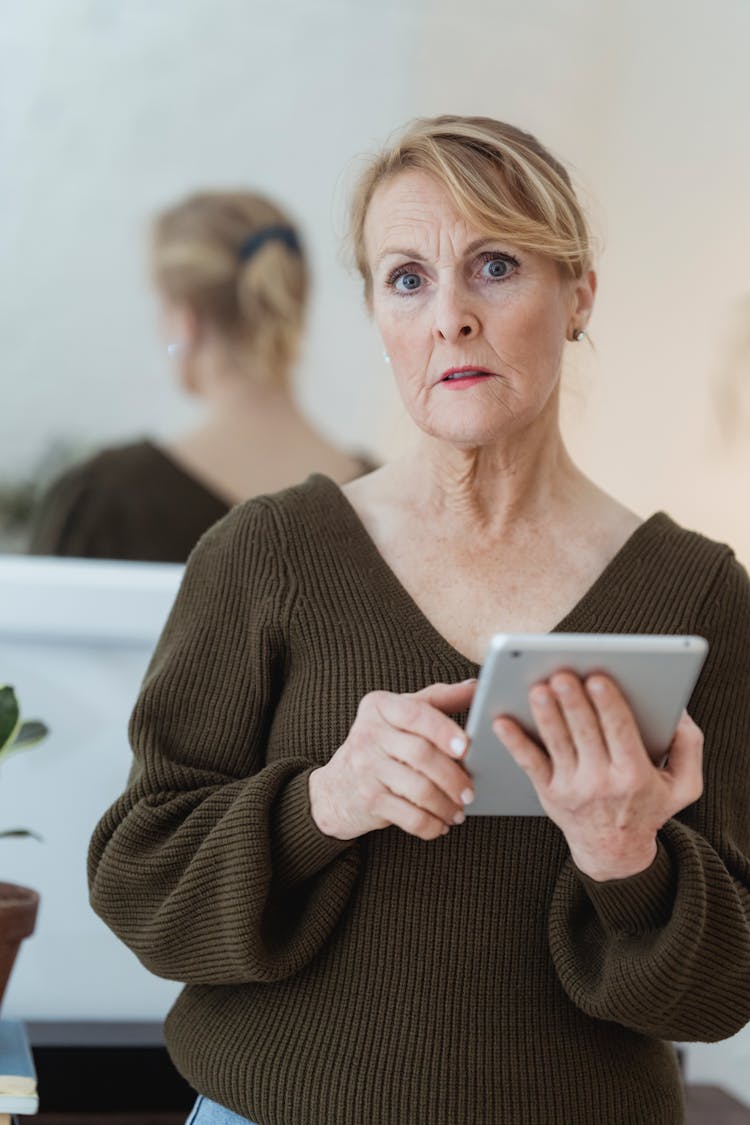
[88,474,750,1125]
[30,440,377,563]
[29,441,231,562]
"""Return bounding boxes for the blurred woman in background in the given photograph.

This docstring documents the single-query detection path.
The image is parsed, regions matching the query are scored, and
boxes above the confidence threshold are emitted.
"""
[30,190,372,562]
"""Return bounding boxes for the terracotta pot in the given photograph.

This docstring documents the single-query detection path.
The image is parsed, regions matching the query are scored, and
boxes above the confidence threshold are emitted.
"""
[0,881,39,1010]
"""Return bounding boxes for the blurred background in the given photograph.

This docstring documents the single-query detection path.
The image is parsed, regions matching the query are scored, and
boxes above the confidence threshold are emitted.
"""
[1,0,749,1115]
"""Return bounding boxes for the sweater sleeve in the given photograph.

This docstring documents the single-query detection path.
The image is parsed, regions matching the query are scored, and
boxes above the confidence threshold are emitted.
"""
[548,552,750,1042]
[87,499,360,985]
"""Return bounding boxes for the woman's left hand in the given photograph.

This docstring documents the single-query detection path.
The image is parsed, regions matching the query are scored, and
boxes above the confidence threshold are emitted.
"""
[493,672,704,882]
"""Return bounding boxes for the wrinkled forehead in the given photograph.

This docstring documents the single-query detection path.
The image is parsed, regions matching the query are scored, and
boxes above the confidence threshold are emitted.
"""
[364,169,483,270]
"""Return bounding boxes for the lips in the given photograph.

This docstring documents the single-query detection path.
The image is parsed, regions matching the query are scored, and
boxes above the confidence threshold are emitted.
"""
[440,366,496,382]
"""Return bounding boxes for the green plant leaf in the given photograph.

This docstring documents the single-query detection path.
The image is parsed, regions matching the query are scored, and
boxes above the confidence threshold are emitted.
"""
[0,828,42,841]
[0,685,20,753]
[11,721,49,749]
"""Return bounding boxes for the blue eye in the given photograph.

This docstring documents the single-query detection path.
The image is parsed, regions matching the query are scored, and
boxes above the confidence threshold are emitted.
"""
[481,255,517,280]
[393,271,422,293]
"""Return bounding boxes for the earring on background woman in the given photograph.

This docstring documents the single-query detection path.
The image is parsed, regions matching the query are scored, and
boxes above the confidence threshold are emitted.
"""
[572,327,586,342]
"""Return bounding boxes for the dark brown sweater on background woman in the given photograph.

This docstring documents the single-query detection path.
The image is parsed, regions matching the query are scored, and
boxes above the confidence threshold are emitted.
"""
[29,440,376,563]
[88,474,750,1125]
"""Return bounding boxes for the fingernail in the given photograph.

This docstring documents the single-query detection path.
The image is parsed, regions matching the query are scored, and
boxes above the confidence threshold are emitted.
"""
[441,825,450,836]
[588,678,605,696]
[461,677,478,684]
[453,810,465,825]
[450,736,467,756]
[461,788,474,805]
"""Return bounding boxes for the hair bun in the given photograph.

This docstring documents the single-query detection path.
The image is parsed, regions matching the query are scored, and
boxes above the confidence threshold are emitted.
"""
[237,233,308,376]
[151,191,309,386]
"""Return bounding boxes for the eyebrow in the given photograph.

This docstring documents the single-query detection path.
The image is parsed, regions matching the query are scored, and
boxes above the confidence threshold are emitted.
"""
[374,236,507,270]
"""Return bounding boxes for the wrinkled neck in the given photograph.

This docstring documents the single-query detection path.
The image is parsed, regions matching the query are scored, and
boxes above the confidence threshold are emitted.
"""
[402,417,586,534]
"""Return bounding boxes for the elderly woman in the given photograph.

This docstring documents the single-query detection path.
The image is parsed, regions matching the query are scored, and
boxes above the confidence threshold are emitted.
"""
[89,116,750,1125]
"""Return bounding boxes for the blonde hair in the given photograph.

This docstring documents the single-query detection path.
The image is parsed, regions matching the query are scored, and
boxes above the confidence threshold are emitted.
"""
[151,190,308,384]
[349,115,593,302]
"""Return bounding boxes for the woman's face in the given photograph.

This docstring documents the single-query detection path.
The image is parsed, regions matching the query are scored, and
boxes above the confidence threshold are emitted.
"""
[364,170,595,448]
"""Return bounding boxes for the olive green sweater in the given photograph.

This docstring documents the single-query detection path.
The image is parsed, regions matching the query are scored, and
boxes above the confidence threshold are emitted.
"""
[88,474,750,1125]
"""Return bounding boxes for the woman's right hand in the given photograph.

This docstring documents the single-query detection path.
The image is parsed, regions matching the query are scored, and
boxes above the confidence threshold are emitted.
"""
[308,680,477,841]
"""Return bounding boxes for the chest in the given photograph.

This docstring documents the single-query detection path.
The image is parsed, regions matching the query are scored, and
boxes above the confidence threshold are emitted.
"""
[370,529,614,665]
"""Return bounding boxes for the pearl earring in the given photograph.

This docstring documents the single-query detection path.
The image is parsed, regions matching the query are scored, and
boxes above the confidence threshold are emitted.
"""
[383,351,391,364]
[167,341,184,358]
[572,328,586,342]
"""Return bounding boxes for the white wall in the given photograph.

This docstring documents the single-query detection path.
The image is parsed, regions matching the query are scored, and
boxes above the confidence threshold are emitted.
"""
[2,0,750,1101]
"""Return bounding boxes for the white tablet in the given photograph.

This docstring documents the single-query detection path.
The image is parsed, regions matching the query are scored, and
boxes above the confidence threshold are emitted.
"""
[465,633,708,816]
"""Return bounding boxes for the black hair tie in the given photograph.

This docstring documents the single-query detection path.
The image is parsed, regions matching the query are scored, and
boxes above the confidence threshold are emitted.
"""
[238,225,301,262]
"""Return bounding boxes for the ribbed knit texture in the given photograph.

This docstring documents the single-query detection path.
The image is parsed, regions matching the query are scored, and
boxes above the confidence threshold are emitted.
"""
[88,474,750,1125]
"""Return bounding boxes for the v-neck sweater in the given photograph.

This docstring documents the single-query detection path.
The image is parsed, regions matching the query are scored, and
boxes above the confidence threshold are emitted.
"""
[29,441,231,562]
[29,440,377,563]
[88,474,750,1125]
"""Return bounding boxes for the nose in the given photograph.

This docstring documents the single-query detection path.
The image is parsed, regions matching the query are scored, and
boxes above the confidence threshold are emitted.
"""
[433,281,480,344]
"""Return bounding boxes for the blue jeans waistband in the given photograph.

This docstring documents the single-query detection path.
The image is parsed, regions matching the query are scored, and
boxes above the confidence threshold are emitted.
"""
[186,1094,257,1124]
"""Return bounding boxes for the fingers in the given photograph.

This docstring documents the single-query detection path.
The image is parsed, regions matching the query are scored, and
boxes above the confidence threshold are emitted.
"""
[498,673,647,794]
[344,683,477,842]
[582,673,647,768]
[373,790,451,841]
[373,686,473,762]
[377,755,466,829]
[493,716,553,789]
[415,678,478,714]
[535,672,651,774]
[528,680,578,775]
[663,711,704,807]
[387,729,473,809]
